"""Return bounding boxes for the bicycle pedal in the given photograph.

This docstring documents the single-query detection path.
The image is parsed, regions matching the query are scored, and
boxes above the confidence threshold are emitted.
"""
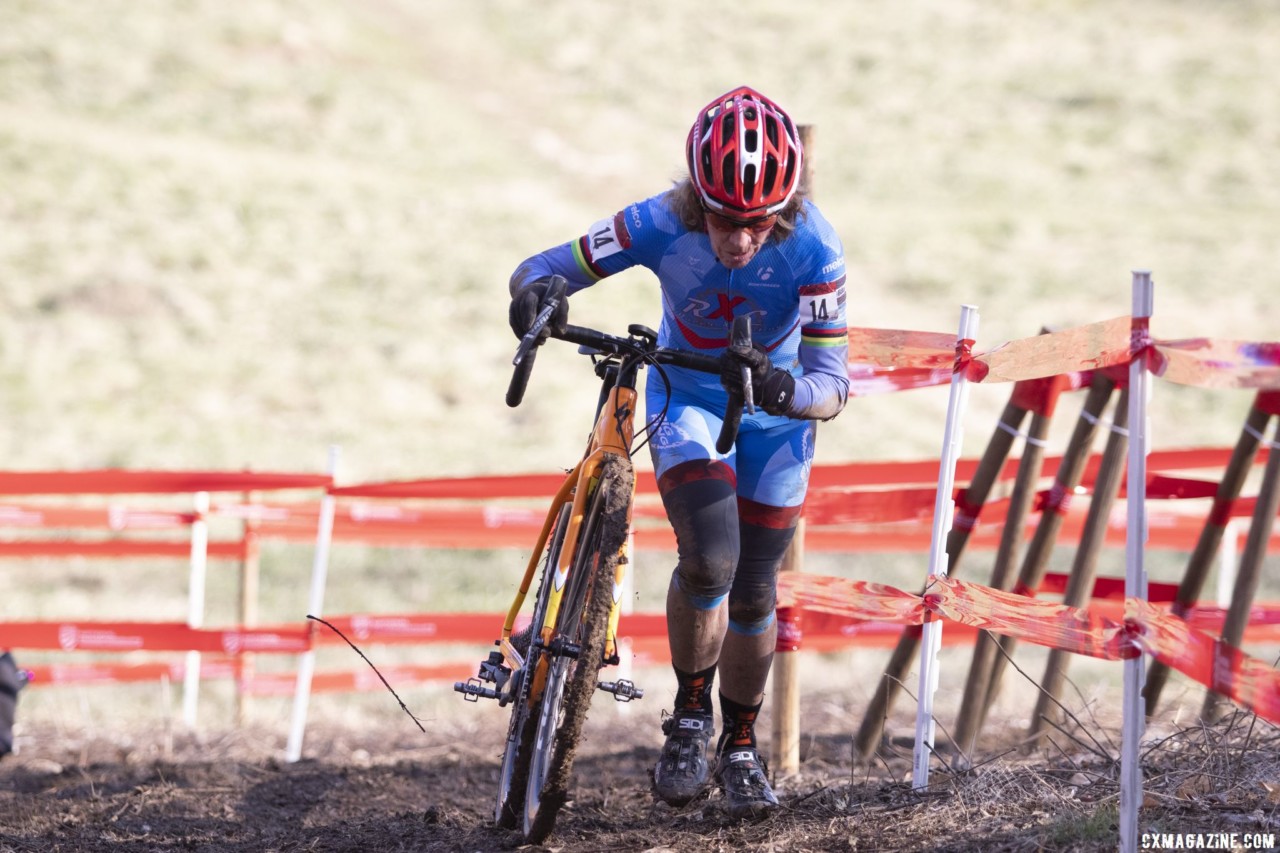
[596,679,644,702]
[478,656,511,689]
[453,677,499,702]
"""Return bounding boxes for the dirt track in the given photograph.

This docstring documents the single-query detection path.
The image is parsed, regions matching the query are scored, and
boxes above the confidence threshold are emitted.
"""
[3,691,1280,852]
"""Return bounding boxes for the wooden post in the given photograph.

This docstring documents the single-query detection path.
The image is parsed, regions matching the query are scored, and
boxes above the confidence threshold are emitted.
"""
[1143,397,1273,716]
[1201,417,1280,723]
[854,396,1028,761]
[183,490,210,729]
[974,373,1116,733]
[1028,387,1129,744]
[236,488,260,726]
[771,518,804,775]
[798,124,816,199]
[951,407,1052,762]
[770,123,814,777]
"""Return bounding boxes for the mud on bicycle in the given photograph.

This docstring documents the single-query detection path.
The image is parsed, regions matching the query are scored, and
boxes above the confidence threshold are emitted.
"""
[454,276,750,843]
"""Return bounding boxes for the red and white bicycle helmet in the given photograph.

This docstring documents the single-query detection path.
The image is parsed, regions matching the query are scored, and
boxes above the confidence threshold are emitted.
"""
[686,86,803,218]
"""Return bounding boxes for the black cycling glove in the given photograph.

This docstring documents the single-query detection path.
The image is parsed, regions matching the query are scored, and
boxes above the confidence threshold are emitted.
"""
[508,278,569,342]
[719,343,796,417]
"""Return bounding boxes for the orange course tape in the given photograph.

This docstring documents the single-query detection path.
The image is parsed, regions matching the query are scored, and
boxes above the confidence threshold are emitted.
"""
[13,584,1280,724]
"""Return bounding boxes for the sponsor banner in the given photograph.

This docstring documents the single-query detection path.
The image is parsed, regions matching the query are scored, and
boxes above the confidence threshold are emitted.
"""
[0,470,330,495]
[0,540,248,559]
[28,658,238,685]
[0,622,310,653]
[0,505,197,529]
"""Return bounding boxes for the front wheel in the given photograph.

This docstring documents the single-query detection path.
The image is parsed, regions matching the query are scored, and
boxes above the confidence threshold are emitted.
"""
[494,504,571,828]
[522,452,634,844]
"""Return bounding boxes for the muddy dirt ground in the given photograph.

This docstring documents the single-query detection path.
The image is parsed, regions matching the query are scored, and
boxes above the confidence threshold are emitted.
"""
[4,686,1280,852]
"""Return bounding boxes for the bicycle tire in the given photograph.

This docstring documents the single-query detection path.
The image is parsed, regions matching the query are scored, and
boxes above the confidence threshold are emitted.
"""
[523,452,634,843]
[494,504,572,828]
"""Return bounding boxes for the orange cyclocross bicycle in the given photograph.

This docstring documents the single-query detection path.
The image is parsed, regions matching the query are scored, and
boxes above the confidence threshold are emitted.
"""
[454,276,749,843]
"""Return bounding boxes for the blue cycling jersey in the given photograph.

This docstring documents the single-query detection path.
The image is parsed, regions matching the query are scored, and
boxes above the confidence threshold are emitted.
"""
[511,189,849,416]
[510,188,849,507]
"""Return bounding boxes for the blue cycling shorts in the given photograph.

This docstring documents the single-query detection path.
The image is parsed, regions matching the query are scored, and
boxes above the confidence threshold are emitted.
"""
[645,374,815,508]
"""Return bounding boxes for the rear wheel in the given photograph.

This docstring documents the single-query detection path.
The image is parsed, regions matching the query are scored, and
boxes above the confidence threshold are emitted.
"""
[523,453,634,843]
[494,504,571,828]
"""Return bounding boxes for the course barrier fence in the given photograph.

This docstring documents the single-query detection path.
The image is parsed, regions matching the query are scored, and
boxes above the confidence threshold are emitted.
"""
[2,281,1279,852]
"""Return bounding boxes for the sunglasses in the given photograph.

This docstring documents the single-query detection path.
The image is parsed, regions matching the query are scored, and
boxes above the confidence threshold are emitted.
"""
[703,208,778,234]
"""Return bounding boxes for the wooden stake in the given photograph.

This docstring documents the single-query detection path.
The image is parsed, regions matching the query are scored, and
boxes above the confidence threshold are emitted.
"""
[951,407,1052,762]
[1201,418,1280,723]
[975,373,1116,733]
[1028,387,1129,744]
[770,518,805,775]
[1143,399,1271,716]
[236,488,260,726]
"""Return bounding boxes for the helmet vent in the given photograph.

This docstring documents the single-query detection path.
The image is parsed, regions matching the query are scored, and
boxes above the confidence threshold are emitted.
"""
[744,129,758,153]
[721,158,735,194]
[765,117,779,147]
[743,164,757,199]
[762,160,777,195]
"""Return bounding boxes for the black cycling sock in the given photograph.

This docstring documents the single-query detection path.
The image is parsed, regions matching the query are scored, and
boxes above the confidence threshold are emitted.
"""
[672,664,717,715]
[717,692,762,754]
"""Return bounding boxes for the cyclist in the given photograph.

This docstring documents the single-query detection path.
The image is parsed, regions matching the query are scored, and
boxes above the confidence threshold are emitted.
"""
[508,86,848,818]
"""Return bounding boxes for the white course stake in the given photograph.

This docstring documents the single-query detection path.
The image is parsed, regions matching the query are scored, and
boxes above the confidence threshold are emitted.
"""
[1217,519,1239,609]
[1121,272,1153,852]
[286,445,341,763]
[183,491,210,728]
[912,304,979,791]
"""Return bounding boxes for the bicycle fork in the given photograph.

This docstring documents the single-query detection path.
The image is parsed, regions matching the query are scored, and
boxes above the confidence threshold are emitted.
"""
[595,473,643,703]
[454,460,644,706]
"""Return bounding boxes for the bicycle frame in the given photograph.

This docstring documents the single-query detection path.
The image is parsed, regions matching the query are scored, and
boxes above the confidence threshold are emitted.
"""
[497,370,638,709]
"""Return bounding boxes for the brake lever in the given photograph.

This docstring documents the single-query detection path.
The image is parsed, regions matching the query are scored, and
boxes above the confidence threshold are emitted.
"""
[512,297,561,367]
[730,315,755,414]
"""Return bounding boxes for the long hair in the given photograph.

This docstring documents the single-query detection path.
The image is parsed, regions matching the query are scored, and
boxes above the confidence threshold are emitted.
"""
[667,179,807,242]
